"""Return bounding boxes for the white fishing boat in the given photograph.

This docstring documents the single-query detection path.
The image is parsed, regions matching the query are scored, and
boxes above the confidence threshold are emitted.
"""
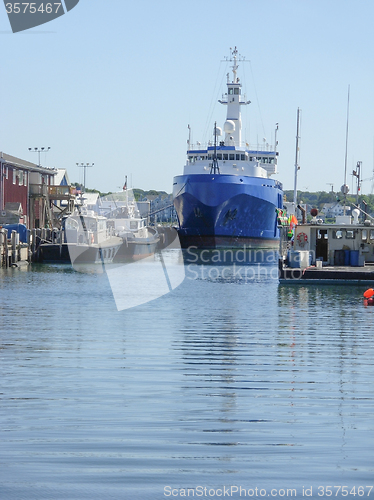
[38,207,123,265]
[107,203,160,262]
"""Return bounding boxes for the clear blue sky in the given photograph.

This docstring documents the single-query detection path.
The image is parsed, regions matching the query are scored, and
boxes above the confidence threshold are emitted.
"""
[1,0,374,196]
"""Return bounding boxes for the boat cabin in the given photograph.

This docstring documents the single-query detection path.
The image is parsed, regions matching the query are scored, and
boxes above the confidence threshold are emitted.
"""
[185,145,278,177]
[63,212,111,246]
[108,217,148,238]
[292,217,374,267]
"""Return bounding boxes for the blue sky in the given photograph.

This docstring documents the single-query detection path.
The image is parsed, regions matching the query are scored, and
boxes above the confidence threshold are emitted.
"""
[1,0,374,196]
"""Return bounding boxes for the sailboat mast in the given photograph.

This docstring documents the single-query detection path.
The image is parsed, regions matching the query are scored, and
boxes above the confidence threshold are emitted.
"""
[293,108,301,209]
[343,85,350,215]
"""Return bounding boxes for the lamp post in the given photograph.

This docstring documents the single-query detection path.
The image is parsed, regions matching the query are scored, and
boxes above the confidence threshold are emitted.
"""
[76,163,94,193]
[28,147,50,166]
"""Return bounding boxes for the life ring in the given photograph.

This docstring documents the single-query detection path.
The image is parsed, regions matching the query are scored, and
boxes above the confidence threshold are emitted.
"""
[296,232,308,247]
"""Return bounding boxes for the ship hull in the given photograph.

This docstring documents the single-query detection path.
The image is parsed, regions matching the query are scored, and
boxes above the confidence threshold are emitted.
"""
[173,174,283,249]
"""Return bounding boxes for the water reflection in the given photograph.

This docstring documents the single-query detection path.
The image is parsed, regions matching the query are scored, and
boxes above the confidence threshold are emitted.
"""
[0,263,373,498]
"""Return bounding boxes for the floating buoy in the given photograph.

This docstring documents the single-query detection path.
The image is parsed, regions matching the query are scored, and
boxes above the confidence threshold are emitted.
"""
[363,288,374,298]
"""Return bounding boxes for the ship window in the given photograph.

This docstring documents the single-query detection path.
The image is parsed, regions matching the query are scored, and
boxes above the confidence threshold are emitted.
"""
[208,155,212,160]
[370,230,374,240]
[24,171,27,186]
[236,154,240,160]
[5,167,8,179]
[229,154,235,160]
[13,169,16,185]
[234,88,239,95]
[362,229,368,241]
[332,230,343,239]
[228,88,234,95]
[346,230,355,239]
[223,154,228,160]
[241,154,246,161]
[217,154,222,160]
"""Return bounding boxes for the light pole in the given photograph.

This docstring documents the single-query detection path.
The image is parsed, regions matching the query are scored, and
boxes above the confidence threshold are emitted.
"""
[76,163,94,192]
[28,147,50,166]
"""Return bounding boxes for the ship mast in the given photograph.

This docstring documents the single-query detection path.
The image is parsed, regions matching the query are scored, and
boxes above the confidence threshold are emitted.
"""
[218,47,250,147]
[210,122,220,175]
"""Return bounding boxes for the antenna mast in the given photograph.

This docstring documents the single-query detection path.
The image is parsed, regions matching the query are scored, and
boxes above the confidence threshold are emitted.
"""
[210,122,220,175]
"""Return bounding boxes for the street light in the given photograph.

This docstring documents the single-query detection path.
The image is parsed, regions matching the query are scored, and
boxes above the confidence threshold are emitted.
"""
[76,163,94,193]
[28,147,50,166]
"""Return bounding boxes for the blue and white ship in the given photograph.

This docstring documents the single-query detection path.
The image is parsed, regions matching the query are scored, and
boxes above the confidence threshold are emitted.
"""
[173,48,283,249]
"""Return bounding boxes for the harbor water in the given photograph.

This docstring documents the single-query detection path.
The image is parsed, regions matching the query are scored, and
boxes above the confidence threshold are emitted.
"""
[0,252,373,499]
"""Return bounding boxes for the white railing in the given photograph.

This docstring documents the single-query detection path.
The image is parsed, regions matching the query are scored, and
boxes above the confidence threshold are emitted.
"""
[187,141,276,152]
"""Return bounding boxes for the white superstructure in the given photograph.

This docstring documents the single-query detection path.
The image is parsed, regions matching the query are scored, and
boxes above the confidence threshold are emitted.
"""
[183,47,278,179]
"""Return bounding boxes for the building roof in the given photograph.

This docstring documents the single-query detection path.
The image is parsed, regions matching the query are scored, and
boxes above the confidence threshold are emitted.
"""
[54,169,70,186]
[0,152,57,175]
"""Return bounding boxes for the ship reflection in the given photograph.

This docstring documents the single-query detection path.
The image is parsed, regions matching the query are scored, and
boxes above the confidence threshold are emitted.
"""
[182,247,279,283]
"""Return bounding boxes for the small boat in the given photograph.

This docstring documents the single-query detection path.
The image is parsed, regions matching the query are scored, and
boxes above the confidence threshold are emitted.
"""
[107,203,160,262]
[279,210,374,284]
[37,207,123,265]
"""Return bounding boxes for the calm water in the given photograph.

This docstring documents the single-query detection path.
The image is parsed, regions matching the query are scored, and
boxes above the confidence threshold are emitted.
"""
[0,253,373,499]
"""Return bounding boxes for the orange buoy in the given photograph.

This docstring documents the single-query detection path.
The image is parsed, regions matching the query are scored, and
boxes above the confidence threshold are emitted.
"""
[363,288,374,298]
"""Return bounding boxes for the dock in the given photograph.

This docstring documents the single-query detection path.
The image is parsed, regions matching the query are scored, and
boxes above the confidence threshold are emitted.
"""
[0,228,29,268]
[279,261,374,284]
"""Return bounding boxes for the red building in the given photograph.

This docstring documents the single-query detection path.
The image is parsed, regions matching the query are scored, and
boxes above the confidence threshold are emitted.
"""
[0,152,57,228]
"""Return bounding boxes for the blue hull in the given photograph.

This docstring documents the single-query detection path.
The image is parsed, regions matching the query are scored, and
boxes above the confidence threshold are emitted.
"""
[173,174,283,249]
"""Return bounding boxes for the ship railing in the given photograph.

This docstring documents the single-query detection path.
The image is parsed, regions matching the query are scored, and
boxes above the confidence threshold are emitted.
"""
[187,141,276,153]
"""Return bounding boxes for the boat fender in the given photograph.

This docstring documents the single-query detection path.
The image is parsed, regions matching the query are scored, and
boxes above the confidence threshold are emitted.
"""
[363,288,374,298]
[297,232,308,247]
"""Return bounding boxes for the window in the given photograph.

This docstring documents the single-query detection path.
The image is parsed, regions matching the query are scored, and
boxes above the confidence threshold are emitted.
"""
[5,167,8,179]
[346,230,355,239]
[234,88,240,95]
[236,154,240,160]
[228,88,234,95]
[229,154,235,160]
[370,230,374,240]
[13,169,16,185]
[24,171,27,186]
[241,154,246,161]
[217,154,222,160]
[19,171,23,186]
[362,229,368,241]
[223,154,228,160]
[333,230,343,239]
